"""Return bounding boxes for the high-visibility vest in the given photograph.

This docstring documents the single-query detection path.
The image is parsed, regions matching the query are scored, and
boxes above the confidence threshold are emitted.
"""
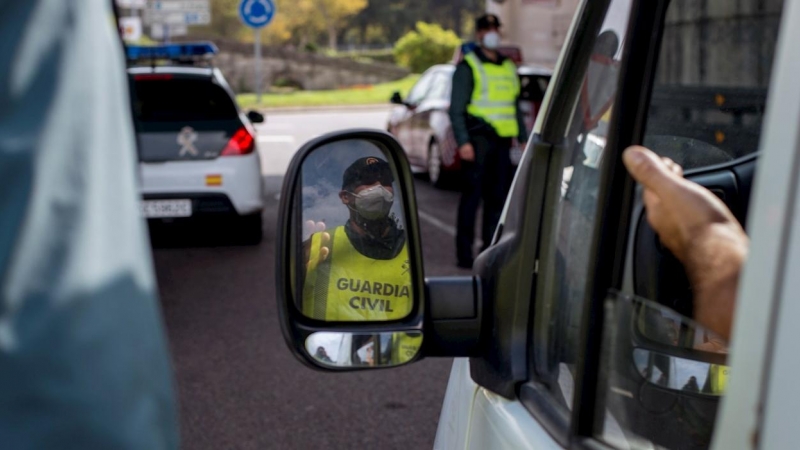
[464,52,520,138]
[303,226,413,322]
[707,364,730,394]
[390,332,423,365]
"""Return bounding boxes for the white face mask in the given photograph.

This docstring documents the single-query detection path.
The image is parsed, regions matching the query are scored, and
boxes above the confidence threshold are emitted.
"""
[482,31,501,50]
[349,185,394,220]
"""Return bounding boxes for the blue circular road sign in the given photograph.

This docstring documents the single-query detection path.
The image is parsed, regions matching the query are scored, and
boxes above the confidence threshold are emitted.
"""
[239,0,276,29]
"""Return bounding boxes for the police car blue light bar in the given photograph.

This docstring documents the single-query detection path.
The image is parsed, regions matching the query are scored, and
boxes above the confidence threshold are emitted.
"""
[126,42,218,61]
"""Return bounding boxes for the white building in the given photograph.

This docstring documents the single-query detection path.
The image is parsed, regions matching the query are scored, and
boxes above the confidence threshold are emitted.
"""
[487,0,581,67]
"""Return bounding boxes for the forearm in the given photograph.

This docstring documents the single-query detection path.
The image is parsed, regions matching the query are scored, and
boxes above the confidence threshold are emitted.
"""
[449,108,471,147]
[449,64,473,147]
[448,96,469,147]
[685,224,749,341]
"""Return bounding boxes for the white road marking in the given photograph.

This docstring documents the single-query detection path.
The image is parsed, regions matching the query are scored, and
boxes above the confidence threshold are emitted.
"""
[258,135,296,143]
[257,122,295,131]
[417,209,456,237]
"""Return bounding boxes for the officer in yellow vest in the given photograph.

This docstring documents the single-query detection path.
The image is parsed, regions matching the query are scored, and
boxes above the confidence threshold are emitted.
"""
[449,14,529,268]
[351,332,424,367]
[302,157,414,323]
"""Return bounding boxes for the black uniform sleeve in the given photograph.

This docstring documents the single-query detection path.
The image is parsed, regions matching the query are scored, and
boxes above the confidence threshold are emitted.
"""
[449,61,474,148]
[516,98,529,143]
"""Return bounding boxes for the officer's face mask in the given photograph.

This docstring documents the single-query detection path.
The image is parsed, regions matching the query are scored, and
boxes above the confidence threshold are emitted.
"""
[349,185,394,220]
[482,31,501,50]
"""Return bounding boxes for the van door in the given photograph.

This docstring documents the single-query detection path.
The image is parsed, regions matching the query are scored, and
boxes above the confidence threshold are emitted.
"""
[437,0,785,448]
[437,0,638,447]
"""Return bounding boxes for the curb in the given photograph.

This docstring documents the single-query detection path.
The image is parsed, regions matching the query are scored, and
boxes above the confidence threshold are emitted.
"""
[255,104,394,114]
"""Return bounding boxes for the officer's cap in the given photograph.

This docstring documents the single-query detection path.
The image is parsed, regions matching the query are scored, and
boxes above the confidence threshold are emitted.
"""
[475,14,502,31]
[342,157,393,191]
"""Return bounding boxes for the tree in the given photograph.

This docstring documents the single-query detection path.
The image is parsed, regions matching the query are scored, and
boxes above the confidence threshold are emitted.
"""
[317,0,368,49]
[393,22,461,73]
[190,0,249,41]
[192,0,478,51]
[347,0,484,48]
[193,0,366,49]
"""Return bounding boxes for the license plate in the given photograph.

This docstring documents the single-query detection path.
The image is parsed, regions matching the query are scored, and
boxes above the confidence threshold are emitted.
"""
[140,199,192,218]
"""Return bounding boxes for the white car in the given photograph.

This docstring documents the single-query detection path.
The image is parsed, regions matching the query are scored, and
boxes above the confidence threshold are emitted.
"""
[127,43,265,244]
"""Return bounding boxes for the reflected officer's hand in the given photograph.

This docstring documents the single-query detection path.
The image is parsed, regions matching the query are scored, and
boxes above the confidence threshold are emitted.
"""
[304,220,331,269]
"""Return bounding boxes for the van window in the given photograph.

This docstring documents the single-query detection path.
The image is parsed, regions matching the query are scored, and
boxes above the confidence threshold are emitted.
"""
[530,0,632,426]
[643,1,781,169]
[592,2,784,449]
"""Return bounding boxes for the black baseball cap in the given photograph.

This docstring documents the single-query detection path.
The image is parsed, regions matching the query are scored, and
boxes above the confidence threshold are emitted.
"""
[475,14,502,31]
[342,157,393,191]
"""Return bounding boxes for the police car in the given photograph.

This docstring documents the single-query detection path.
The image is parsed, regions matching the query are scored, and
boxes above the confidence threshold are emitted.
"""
[127,43,265,244]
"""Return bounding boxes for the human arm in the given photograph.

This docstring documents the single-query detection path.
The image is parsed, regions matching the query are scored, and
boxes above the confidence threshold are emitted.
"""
[449,62,476,161]
[622,146,749,341]
[303,220,330,271]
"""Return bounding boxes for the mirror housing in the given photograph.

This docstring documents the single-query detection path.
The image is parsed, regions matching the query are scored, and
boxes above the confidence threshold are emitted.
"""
[389,91,404,105]
[275,130,482,371]
[247,110,265,124]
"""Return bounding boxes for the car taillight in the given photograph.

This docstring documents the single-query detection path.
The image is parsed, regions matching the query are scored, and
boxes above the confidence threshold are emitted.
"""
[221,127,255,156]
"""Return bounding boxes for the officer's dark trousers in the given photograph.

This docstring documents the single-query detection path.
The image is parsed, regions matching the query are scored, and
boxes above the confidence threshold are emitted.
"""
[456,132,513,265]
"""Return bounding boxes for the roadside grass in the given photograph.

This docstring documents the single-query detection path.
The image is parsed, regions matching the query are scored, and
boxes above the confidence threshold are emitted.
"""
[236,74,420,109]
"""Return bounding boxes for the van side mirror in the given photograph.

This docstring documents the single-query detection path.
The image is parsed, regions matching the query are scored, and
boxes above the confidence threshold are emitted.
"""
[275,130,481,371]
[390,91,404,105]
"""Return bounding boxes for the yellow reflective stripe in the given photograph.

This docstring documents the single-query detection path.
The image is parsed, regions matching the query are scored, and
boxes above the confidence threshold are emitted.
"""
[484,114,516,121]
[471,100,516,108]
[465,53,489,101]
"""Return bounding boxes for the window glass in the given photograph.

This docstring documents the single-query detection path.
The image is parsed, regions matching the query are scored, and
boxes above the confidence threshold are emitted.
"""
[530,0,632,424]
[426,71,452,101]
[405,71,436,105]
[592,2,784,449]
[132,79,238,122]
[594,292,729,450]
[644,0,783,169]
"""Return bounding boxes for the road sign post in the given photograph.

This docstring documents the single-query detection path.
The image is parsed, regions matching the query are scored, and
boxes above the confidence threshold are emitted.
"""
[239,0,276,105]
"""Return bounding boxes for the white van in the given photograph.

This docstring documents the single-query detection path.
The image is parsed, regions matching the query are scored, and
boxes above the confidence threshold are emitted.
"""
[274,0,797,448]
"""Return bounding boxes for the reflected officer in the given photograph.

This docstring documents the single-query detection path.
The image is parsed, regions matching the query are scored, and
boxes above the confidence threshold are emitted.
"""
[450,13,529,268]
[303,157,413,321]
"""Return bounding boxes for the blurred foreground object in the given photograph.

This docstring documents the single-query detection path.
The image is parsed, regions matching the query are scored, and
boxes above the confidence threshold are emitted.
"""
[0,1,179,448]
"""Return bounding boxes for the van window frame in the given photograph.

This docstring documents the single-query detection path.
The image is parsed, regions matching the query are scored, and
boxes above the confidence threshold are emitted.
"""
[517,0,671,447]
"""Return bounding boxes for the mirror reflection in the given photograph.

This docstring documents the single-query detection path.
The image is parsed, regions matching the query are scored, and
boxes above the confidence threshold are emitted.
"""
[633,348,729,396]
[305,331,423,368]
[636,302,728,354]
[297,139,413,322]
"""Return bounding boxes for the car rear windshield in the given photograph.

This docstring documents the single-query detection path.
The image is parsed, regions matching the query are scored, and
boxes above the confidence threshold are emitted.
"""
[131,78,238,122]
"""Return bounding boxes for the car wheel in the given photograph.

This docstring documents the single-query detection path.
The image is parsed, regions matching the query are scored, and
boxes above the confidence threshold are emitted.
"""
[427,140,453,189]
[428,140,443,185]
[239,212,263,245]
